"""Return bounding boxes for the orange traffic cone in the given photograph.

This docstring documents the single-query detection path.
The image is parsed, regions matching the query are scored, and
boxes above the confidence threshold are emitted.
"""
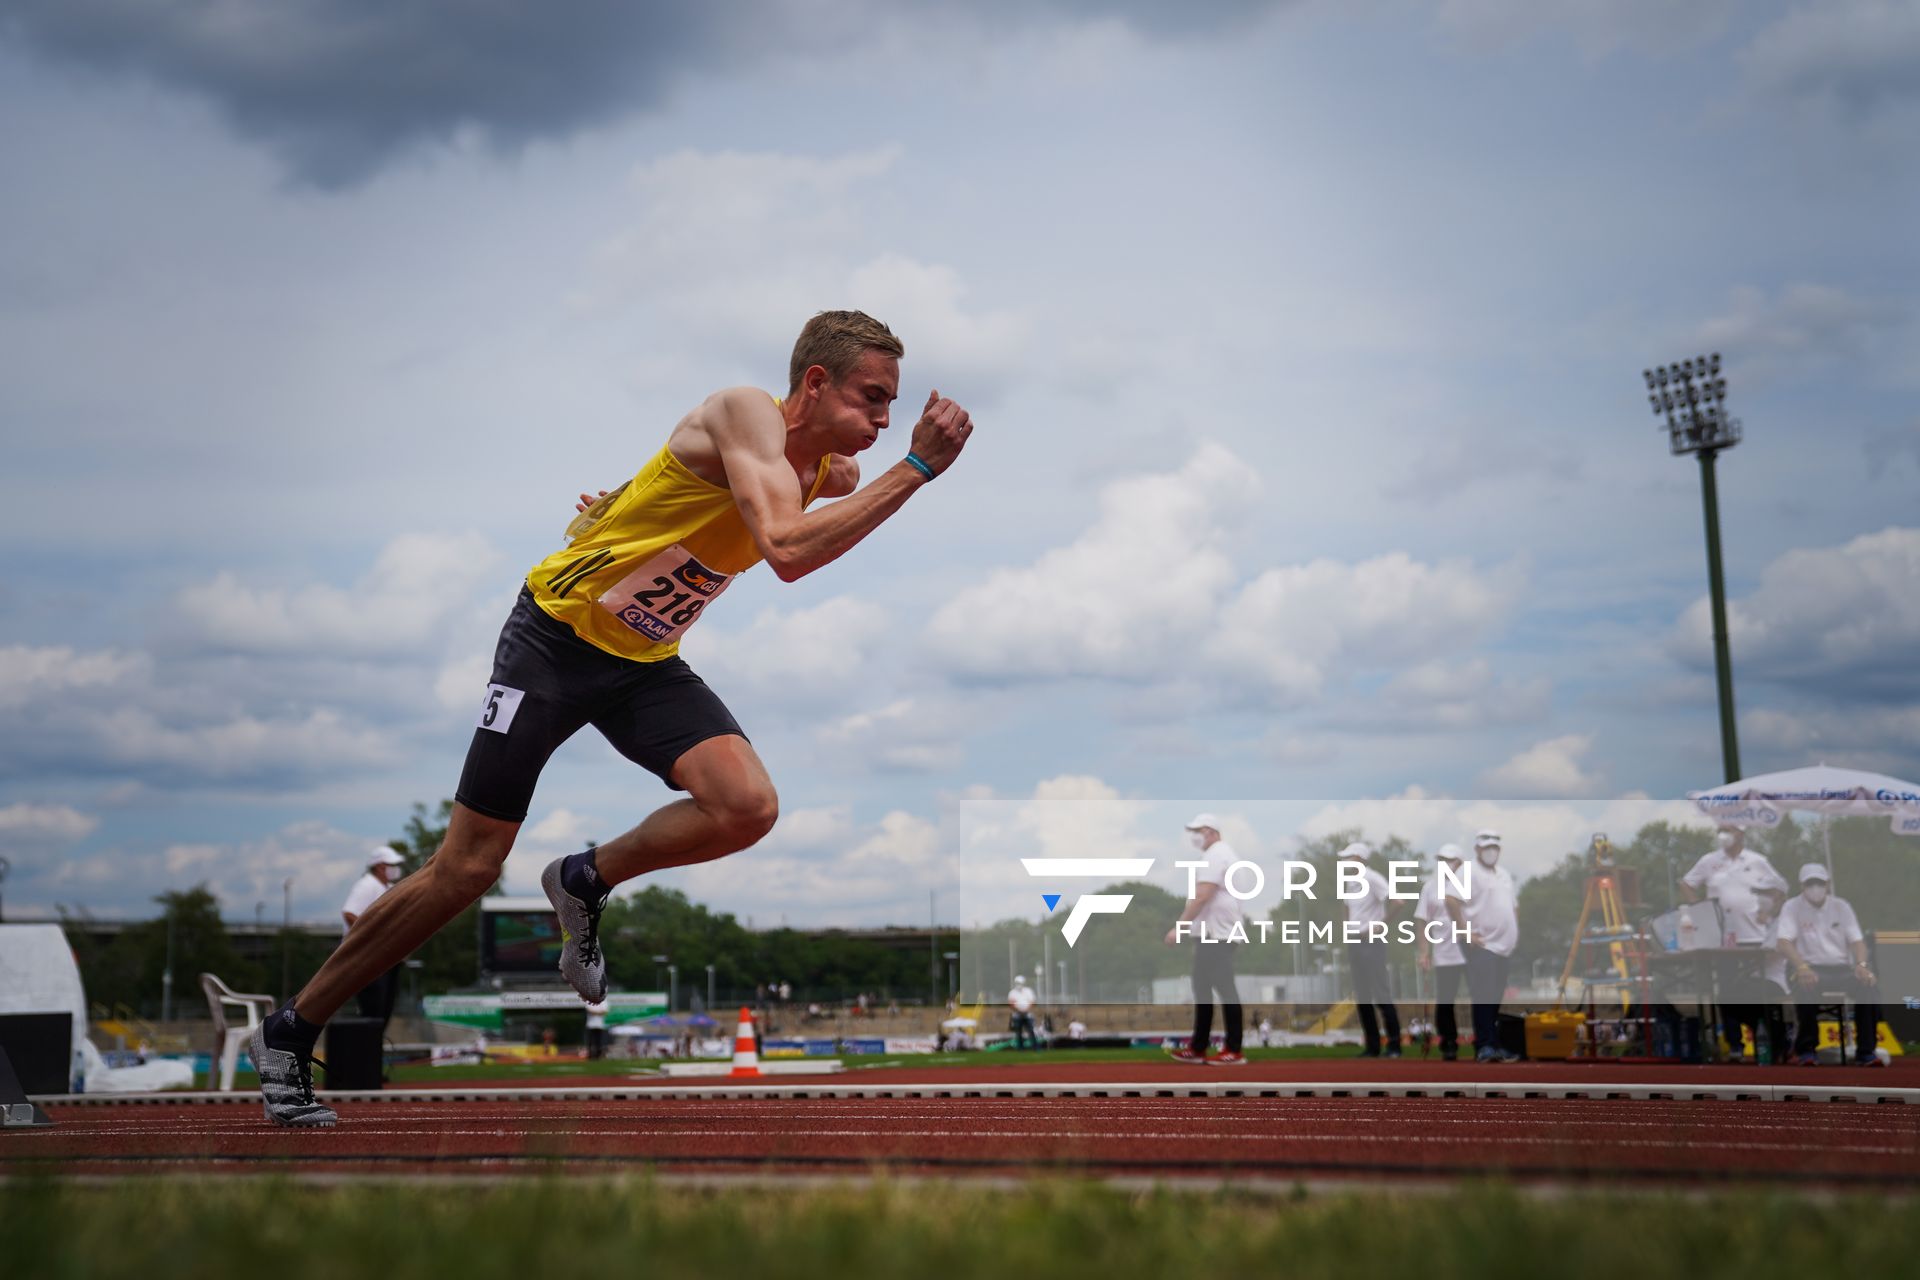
[729,1006,761,1078]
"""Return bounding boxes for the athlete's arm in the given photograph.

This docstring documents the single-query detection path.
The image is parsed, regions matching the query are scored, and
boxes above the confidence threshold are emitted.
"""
[716,389,971,582]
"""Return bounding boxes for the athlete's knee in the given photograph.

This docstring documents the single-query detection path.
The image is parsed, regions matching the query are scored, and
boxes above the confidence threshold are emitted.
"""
[431,825,516,898]
[708,780,778,848]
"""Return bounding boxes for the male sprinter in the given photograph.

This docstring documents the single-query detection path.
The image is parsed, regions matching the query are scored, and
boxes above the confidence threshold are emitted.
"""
[253,311,972,1126]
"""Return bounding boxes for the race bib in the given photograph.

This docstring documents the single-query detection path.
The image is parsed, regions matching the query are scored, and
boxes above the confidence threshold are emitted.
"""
[596,544,732,644]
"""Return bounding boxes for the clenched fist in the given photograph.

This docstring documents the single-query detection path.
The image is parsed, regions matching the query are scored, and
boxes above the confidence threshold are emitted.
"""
[908,389,973,477]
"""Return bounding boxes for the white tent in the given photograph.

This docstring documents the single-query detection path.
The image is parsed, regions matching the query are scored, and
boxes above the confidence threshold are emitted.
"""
[1688,764,1920,836]
[1689,763,1920,885]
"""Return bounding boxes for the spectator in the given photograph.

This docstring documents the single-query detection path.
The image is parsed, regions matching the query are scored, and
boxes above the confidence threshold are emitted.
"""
[1339,841,1401,1059]
[340,847,407,1033]
[1068,1017,1087,1041]
[1681,824,1789,1060]
[1447,830,1520,1063]
[1165,813,1246,1065]
[1777,864,1882,1067]
[584,1000,609,1060]
[1416,843,1469,1061]
[1007,975,1038,1049]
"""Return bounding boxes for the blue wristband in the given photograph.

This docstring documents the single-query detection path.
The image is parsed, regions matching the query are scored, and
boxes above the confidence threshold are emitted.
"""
[904,452,936,482]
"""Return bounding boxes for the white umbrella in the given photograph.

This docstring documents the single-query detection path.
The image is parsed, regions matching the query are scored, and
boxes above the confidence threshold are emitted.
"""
[940,1016,977,1029]
[1688,763,1920,884]
[1688,764,1920,834]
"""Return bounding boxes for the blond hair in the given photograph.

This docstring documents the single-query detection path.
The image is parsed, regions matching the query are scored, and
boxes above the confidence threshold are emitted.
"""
[787,310,904,394]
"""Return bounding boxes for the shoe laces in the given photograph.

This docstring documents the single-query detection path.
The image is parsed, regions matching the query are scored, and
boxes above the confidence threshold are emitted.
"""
[280,1051,327,1106]
[576,889,611,965]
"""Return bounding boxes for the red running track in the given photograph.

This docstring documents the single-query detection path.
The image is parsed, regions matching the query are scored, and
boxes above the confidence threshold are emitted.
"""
[12,1093,1920,1187]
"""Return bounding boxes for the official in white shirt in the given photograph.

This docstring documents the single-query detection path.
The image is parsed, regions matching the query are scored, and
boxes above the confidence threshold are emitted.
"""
[1680,825,1789,1060]
[1007,975,1039,1050]
[1164,814,1246,1065]
[1339,841,1402,1058]
[340,848,407,1028]
[584,999,610,1060]
[1416,844,1469,1061]
[1446,830,1520,1063]
[1776,864,1882,1066]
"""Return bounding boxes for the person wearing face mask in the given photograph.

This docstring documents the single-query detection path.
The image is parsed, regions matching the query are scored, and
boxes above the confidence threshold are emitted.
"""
[1680,825,1789,1061]
[1776,865,1882,1066]
[340,848,408,1030]
[1416,844,1469,1061]
[1338,841,1402,1058]
[1166,814,1246,1065]
[1446,830,1520,1063]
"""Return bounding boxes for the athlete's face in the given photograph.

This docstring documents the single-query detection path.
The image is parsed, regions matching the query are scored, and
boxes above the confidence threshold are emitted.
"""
[815,350,899,452]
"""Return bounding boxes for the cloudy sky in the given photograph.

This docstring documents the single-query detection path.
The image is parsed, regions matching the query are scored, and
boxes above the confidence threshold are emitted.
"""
[2,0,1916,930]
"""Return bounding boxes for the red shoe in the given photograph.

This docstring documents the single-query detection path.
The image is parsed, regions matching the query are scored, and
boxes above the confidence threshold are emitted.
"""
[1207,1051,1248,1066]
[1167,1046,1206,1064]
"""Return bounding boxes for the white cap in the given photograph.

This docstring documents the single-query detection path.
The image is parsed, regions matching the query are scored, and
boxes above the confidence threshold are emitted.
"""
[368,847,405,867]
[1184,812,1220,832]
[1436,843,1465,862]
[1798,863,1831,885]
[1338,841,1372,861]
[1473,829,1502,849]
[1014,975,1027,985]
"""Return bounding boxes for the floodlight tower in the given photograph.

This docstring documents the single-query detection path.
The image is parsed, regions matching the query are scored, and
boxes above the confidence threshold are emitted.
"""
[1643,353,1742,783]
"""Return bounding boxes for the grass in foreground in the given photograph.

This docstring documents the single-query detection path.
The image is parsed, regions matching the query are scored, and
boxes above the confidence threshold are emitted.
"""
[4,1178,1915,1280]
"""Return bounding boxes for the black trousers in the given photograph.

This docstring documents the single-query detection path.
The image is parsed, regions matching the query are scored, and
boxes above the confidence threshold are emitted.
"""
[1463,943,1511,1054]
[1715,956,1787,1058]
[1792,967,1880,1059]
[1433,963,1465,1057]
[353,964,401,1031]
[1190,942,1243,1054]
[1347,941,1400,1053]
[1010,1011,1038,1049]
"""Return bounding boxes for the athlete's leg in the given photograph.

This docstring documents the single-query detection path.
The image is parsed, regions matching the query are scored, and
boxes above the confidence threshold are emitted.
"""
[292,805,518,1023]
[588,735,779,885]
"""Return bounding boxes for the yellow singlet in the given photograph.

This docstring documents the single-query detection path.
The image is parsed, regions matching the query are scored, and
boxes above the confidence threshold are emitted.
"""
[526,428,830,663]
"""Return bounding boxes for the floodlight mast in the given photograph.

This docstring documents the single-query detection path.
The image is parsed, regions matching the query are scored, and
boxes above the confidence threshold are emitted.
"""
[1643,353,1742,783]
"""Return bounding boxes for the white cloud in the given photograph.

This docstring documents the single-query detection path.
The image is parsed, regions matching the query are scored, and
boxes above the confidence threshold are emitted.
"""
[81,706,398,782]
[1373,658,1552,730]
[1208,553,1522,705]
[1686,284,1906,377]
[684,595,893,708]
[589,146,1031,395]
[1672,526,1920,692]
[817,698,967,774]
[1300,786,1704,881]
[173,531,502,657]
[925,445,1521,708]
[0,802,98,847]
[664,806,942,926]
[925,443,1256,680]
[0,645,145,710]
[1479,734,1607,797]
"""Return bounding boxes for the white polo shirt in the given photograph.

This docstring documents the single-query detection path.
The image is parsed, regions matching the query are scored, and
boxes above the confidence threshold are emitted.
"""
[1344,864,1392,929]
[1008,984,1035,1013]
[1188,840,1247,938]
[341,871,388,931]
[1680,848,1788,944]
[1417,874,1466,966]
[1450,860,1518,958]
[1776,892,1864,968]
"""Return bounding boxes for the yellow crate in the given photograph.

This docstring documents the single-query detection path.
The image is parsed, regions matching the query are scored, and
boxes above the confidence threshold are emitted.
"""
[1525,1010,1587,1060]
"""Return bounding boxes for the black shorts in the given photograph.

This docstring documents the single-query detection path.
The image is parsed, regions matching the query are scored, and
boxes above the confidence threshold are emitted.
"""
[453,587,746,823]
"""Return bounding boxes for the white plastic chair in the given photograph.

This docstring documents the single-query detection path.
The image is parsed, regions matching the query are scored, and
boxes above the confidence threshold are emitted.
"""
[199,972,276,1091]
